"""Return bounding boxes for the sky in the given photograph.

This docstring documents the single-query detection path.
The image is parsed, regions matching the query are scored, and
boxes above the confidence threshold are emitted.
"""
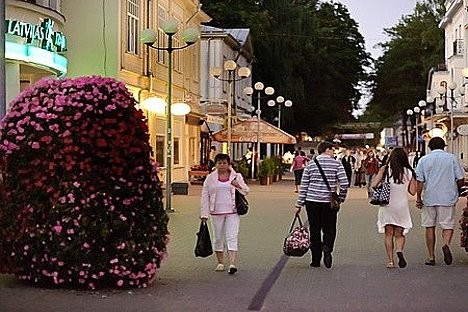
[338,0,420,58]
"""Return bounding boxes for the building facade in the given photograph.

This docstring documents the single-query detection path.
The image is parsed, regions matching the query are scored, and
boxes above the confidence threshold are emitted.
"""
[200,25,254,161]
[61,0,210,183]
[425,0,468,167]
[5,0,68,108]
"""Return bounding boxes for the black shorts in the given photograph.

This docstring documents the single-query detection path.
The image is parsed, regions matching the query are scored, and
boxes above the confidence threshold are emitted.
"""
[294,169,304,185]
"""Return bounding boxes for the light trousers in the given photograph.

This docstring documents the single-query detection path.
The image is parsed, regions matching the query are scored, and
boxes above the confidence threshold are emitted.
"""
[211,213,240,252]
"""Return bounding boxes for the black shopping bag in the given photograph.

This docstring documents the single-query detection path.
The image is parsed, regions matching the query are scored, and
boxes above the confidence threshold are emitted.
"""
[194,220,213,257]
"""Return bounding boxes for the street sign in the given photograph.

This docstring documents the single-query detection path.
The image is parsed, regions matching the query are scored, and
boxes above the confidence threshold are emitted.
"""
[385,137,397,147]
[335,133,374,140]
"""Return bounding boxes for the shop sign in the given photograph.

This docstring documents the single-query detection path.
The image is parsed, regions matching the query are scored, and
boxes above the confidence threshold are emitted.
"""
[5,18,67,52]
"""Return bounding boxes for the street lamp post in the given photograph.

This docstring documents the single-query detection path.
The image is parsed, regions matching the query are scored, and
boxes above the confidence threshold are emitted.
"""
[407,106,421,152]
[210,60,251,157]
[436,81,460,152]
[244,83,274,179]
[267,96,293,155]
[140,20,199,212]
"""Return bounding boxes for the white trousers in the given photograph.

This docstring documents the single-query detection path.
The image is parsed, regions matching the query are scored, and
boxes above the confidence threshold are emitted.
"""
[211,214,240,252]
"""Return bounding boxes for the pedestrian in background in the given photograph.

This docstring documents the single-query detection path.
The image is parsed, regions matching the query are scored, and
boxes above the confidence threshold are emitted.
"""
[295,141,349,268]
[415,137,464,266]
[200,153,250,274]
[290,150,308,193]
[379,149,389,167]
[308,149,316,160]
[354,149,366,187]
[371,148,416,268]
[341,148,356,186]
[208,146,217,172]
[363,150,380,197]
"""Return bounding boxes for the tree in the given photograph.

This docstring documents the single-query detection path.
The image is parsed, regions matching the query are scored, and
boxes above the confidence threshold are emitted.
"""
[364,0,445,125]
[201,0,369,136]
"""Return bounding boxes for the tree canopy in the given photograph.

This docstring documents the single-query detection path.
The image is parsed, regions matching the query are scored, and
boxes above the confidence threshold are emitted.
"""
[363,0,445,125]
[201,0,370,136]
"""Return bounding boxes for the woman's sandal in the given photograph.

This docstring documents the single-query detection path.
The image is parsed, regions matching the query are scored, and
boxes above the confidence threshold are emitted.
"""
[424,259,435,266]
[386,261,395,268]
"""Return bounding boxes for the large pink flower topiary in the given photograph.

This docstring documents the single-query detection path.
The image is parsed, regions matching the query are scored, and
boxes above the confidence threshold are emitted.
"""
[0,76,168,289]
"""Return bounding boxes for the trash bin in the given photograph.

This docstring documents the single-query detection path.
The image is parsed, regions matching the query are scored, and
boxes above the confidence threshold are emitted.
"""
[172,182,189,195]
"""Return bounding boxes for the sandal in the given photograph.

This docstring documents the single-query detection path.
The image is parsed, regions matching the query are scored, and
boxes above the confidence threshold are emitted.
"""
[386,261,395,268]
[424,259,435,266]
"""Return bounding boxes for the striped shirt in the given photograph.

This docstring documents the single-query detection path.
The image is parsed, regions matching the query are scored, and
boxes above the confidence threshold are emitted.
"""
[295,154,349,206]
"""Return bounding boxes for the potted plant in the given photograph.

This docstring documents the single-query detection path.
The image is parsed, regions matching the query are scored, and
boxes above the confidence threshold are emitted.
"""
[233,159,249,179]
[263,157,276,184]
[272,156,282,182]
[258,160,270,185]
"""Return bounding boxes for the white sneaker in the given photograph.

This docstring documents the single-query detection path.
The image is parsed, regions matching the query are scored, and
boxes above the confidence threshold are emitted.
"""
[215,263,225,271]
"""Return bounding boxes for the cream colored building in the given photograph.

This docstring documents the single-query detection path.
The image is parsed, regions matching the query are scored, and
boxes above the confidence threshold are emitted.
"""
[62,0,210,183]
[5,0,68,108]
[424,0,468,167]
[200,26,254,161]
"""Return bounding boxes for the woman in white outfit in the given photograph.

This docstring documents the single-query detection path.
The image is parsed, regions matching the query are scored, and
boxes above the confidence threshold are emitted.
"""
[201,153,249,274]
[371,148,416,268]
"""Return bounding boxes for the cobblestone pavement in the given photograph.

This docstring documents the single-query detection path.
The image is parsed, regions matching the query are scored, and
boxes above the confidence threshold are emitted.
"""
[1,173,467,312]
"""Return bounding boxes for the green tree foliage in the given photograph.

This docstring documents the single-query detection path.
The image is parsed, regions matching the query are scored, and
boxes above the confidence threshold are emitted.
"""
[201,0,369,136]
[364,0,445,124]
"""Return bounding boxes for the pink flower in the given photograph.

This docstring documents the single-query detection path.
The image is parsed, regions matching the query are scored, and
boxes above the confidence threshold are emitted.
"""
[110,258,118,264]
[53,225,62,234]
[83,242,90,248]
[31,142,40,149]
[117,280,124,287]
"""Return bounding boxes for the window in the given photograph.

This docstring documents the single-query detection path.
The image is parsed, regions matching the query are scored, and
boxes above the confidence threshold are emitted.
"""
[173,36,181,71]
[155,135,165,167]
[157,6,167,64]
[174,138,180,165]
[126,0,140,55]
[192,44,199,81]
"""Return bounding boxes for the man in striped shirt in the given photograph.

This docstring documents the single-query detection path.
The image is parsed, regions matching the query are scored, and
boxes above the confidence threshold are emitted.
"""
[295,141,349,268]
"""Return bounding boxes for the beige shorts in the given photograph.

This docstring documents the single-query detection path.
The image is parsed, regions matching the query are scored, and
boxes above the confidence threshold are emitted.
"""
[421,205,456,229]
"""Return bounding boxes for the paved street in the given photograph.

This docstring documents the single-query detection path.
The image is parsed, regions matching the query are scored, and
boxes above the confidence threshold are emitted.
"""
[1,173,467,312]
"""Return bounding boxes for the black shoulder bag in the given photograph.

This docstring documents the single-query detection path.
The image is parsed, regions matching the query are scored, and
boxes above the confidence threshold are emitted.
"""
[314,158,341,211]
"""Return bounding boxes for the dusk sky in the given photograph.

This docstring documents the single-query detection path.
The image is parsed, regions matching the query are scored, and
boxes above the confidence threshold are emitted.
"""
[338,0,420,58]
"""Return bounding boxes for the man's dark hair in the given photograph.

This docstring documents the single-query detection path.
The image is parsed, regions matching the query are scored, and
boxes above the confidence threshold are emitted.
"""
[214,153,231,164]
[317,141,335,154]
[428,137,446,150]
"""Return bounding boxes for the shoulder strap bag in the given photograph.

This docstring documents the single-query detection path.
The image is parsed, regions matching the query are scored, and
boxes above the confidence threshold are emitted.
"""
[369,166,390,206]
[314,158,341,211]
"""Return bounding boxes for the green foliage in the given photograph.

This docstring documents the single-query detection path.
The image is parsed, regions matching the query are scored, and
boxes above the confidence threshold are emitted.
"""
[364,0,445,123]
[258,160,269,178]
[261,157,276,177]
[201,0,369,136]
[271,156,282,175]
[233,158,249,178]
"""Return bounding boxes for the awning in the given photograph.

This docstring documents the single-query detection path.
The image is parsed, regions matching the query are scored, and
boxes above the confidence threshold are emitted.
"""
[212,117,296,144]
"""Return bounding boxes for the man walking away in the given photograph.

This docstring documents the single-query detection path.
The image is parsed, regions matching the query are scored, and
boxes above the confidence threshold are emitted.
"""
[295,141,349,268]
[415,137,464,266]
